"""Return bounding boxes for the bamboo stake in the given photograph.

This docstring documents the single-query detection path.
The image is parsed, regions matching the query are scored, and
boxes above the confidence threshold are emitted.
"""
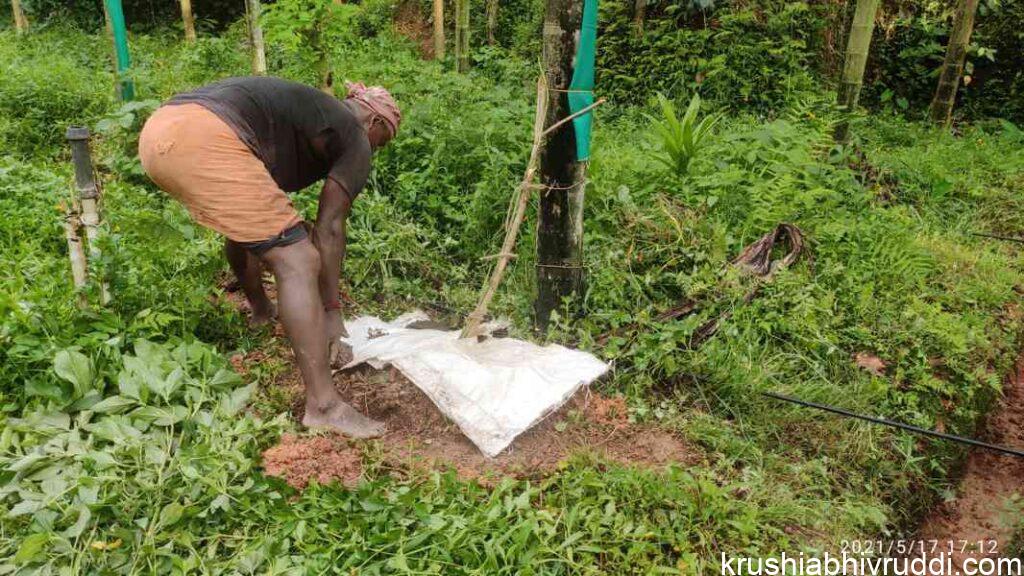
[461,77,549,339]
[67,127,110,305]
[246,0,267,75]
[432,0,445,60]
[64,202,88,308]
[461,87,605,338]
[179,0,196,42]
[10,0,28,33]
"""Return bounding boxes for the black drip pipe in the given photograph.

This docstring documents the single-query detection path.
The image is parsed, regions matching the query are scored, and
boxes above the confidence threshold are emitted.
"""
[763,391,1024,459]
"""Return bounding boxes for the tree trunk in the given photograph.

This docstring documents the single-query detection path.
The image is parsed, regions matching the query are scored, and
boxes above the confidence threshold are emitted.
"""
[10,0,28,33]
[834,0,880,142]
[432,0,445,60]
[246,0,267,75]
[179,0,196,42]
[455,0,470,72]
[313,19,332,93]
[535,0,586,331]
[928,0,980,127]
[634,0,645,34]
[486,0,498,45]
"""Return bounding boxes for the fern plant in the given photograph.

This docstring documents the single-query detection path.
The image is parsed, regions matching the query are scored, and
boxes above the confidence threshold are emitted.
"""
[647,93,722,176]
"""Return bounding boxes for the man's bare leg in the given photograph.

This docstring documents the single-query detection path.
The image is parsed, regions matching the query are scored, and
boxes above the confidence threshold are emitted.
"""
[225,239,276,326]
[259,239,384,438]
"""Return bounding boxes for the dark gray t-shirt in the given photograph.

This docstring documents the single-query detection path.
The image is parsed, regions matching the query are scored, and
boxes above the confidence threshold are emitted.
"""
[168,76,371,198]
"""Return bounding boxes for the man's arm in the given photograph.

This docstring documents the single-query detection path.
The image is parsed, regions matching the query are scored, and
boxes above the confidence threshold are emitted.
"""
[313,177,355,365]
[313,177,352,309]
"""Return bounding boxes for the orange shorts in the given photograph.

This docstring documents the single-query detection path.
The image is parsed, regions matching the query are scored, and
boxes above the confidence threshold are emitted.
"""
[138,103,303,243]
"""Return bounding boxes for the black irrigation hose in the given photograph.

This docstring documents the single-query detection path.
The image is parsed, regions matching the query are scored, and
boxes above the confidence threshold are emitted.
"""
[762,391,1024,459]
[969,231,1024,245]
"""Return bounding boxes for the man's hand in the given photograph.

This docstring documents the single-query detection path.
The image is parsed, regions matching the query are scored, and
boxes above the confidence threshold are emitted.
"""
[325,309,352,367]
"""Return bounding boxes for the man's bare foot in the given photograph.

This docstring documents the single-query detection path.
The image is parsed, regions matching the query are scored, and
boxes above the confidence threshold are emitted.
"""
[249,301,277,327]
[303,399,385,438]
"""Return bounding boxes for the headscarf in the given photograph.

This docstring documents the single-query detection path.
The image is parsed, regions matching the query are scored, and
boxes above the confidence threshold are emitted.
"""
[345,82,401,141]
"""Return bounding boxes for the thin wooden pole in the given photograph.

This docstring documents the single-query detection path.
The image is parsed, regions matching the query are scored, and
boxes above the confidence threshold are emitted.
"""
[63,203,88,308]
[179,0,196,42]
[246,0,267,75]
[928,0,980,127]
[10,0,28,33]
[433,0,445,59]
[634,0,645,34]
[67,127,110,305]
[462,78,549,338]
[462,93,605,338]
[834,0,879,142]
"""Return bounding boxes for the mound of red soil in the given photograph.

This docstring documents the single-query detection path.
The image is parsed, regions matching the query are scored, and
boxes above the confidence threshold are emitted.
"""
[323,366,699,485]
[262,433,363,490]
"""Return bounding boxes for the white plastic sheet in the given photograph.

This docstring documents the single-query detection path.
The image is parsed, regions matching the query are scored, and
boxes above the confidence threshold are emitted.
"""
[342,311,609,457]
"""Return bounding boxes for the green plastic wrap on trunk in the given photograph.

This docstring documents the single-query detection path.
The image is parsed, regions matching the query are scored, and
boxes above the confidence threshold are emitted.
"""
[568,0,597,161]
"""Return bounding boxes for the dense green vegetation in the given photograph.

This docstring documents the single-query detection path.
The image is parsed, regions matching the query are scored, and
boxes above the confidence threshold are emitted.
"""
[2,0,1023,573]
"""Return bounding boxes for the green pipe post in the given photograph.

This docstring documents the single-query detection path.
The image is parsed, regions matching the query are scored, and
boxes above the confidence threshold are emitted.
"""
[104,0,134,101]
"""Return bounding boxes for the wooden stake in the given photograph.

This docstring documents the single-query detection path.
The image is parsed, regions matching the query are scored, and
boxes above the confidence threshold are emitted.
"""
[462,78,549,338]
[67,127,110,305]
[433,0,445,60]
[64,203,88,308]
[928,0,980,127]
[462,91,605,339]
[180,0,196,42]
[246,0,267,75]
[10,0,28,33]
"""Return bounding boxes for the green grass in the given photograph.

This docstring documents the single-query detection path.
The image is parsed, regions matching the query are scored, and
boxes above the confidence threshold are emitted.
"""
[1,20,1023,574]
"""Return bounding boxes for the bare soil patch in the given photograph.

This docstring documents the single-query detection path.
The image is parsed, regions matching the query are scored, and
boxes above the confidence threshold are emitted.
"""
[262,433,363,490]
[917,357,1024,569]
[266,365,699,488]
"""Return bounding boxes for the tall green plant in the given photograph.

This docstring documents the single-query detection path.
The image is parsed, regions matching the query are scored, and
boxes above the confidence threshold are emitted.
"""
[261,0,357,89]
[647,93,722,176]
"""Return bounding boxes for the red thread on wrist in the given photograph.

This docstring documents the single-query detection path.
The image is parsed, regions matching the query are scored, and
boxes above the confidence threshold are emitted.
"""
[324,300,342,311]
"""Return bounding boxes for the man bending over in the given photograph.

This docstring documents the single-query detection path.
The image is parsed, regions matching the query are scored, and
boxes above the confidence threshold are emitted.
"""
[139,76,401,438]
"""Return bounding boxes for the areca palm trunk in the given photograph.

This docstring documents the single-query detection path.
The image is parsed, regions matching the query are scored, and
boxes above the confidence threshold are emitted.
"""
[10,0,28,33]
[634,0,645,33]
[433,0,445,59]
[486,0,498,45]
[535,0,586,330]
[179,0,196,41]
[455,0,470,72]
[834,0,880,142]
[928,0,980,127]
[246,0,267,75]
